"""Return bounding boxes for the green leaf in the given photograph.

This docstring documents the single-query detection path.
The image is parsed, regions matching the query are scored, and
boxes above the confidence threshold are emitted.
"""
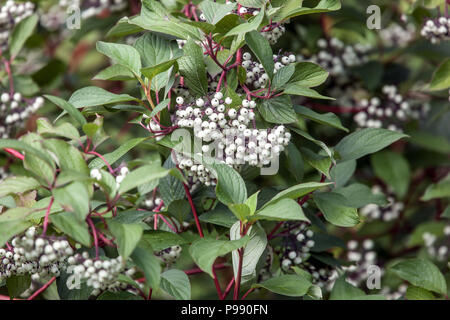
[421,173,450,201]
[290,127,333,159]
[43,139,89,174]
[160,269,191,300]
[228,203,251,221]
[200,0,237,24]
[69,87,138,108]
[284,142,304,182]
[9,14,39,57]
[0,220,32,248]
[199,203,238,228]
[131,246,161,290]
[253,198,309,222]
[314,192,360,227]
[96,41,142,76]
[159,158,185,207]
[252,274,312,297]
[329,276,365,300]
[371,151,410,198]
[245,191,260,215]
[53,182,90,221]
[109,220,143,261]
[37,118,80,140]
[177,39,208,97]
[0,176,40,198]
[141,231,188,252]
[210,163,247,205]
[273,0,341,22]
[44,95,87,126]
[129,16,202,41]
[409,131,450,154]
[245,31,274,79]
[118,165,169,194]
[294,106,348,132]
[0,139,53,167]
[301,147,332,178]
[405,286,435,300]
[258,95,297,124]
[141,60,177,80]
[283,84,333,100]
[262,182,332,208]
[334,183,387,208]
[51,212,91,247]
[225,6,264,37]
[93,64,135,81]
[335,128,407,162]
[89,137,147,169]
[230,222,267,285]
[289,62,329,87]
[429,58,450,91]
[7,275,31,298]
[330,160,356,188]
[390,259,447,295]
[189,236,249,277]
[272,64,295,88]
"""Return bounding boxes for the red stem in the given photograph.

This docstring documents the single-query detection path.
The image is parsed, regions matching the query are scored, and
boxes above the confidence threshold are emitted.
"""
[86,151,115,174]
[182,182,204,238]
[4,148,25,160]
[42,197,54,235]
[27,277,56,300]
[87,217,99,259]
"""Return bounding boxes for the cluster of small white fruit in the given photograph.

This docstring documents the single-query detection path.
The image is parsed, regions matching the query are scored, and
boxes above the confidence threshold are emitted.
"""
[279,222,315,271]
[422,226,450,262]
[343,239,379,288]
[173,92,291,185]
[58,0,127,21]
[421,17,450,44]
[380,284,408,300]
[304,38,371,83]
[360,185,404,222]
[241,52,296,89]
[303,261,338,290]
[0,92,44,139]
[353,85,429,133]
[0,227,73,283]
[380,23,416,47]
[155,245,182,266]
[68,252,136,295]
[0,1,35,51]
[143,196,163,210]
[90,166,129,189]
[143,117,164,142]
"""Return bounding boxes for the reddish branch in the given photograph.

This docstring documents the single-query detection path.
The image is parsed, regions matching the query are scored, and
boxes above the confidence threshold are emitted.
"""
[27,277,56,300]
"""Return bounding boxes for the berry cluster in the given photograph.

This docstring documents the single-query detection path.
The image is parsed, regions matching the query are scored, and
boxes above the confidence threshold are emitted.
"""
[343,239,379,287]
[155,245,182,266]
[90,166,129,189]
[380,23,416,47]
[277,222,315,271]
[423,225,450,262]
[421,17,450,44]
[304,38,371,83]
[242,52,296,89]
[360,185,404,222]
[1,227,73,283]
[302,260,338,290]
[0,1,35,51]
[353,85,429,132]
[173,92,291,185]
[0,92,44,139]
[68,252,136,295]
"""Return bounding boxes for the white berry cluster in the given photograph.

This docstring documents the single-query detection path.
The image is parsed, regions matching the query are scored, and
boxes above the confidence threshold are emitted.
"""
[0,1,35,51]
[241,52,296,89]
[68,252,136,295]
[380,284,408,300]
[343,239,379,288]
[58,0,127,21]
[173,92,291,185]
[360,185,404,222]
[303,260,338,290]
[1,227,73,283]
[353,85,429,133]
[422,225,450,262]
[90,166,129,189]
[260,24,286,45]
[278,222,315,271]
[380,23,416,47]
[0,92,44,139]
[306,38,371,81]
[155,245,182,266]
[421,17,450,44]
